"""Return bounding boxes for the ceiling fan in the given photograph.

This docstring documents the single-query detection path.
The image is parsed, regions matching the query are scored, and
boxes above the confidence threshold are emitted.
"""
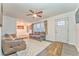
[26,10,43,18]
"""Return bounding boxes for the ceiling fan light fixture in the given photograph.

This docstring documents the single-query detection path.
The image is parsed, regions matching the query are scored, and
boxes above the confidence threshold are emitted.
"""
[26,10,43,18]
[33,14,37,18]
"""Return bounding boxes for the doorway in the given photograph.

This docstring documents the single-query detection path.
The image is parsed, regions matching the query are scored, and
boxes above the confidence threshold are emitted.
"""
[55,17,69,43]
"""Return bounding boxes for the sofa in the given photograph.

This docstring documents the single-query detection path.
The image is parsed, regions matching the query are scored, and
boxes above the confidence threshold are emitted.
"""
[1,34,26,56]
[29,32,46,41]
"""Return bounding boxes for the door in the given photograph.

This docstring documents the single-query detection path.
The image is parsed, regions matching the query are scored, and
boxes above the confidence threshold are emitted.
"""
[55,17,69,43]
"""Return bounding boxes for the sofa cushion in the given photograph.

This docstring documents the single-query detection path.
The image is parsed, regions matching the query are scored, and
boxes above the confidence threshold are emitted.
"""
[2,40,26,55]
[2,41,16,55]
[13,40,26,51]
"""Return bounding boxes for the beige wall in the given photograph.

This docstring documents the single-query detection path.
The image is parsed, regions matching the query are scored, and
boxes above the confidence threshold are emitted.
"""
[33,11,76,45]
[2,16,16,35]
[46,11,76,45]
[76,24,79,51]
[46,17,55,41]
[16,21,27,38]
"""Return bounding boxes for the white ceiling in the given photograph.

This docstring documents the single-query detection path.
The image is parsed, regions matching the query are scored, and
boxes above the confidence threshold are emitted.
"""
[3,3,79,22]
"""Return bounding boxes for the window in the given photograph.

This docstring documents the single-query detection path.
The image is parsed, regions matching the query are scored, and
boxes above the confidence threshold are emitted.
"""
[33,22,45,32]
[57,21,65,26]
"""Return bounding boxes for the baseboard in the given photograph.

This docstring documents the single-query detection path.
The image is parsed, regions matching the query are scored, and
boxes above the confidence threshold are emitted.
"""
[44,40,52,42]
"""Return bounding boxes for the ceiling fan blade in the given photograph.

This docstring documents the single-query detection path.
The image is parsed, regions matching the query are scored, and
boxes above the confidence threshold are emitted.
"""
[36,11,43,14]
[26,14,32,16]
[29,10,34,13]
[37,15,42,17]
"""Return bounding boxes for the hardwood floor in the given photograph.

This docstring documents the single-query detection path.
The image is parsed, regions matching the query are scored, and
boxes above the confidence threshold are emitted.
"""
[37,41,78,56]
[47,42,63,56]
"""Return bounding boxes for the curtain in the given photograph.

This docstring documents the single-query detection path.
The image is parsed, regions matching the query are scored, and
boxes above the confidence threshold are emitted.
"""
[32,20,48,33]
[44,20,47,34]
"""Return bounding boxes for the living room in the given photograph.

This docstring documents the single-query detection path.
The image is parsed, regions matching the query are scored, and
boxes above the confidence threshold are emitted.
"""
[0,3,79,56]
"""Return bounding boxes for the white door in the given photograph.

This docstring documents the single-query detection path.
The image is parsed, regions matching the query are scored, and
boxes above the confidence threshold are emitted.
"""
[55,17,69,43]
